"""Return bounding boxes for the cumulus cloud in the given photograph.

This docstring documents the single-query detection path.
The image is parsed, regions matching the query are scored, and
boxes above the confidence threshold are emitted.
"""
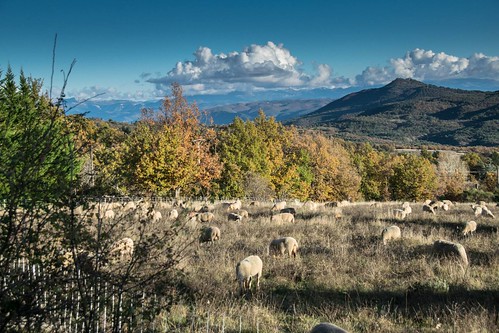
[356,48,499,86]
[144,42,347,94]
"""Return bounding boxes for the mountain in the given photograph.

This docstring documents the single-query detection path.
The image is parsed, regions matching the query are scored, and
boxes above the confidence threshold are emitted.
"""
[291,78,499,146]
[67,97,335,125]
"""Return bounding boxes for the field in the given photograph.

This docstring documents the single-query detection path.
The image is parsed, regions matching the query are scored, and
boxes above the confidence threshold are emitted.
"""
[141,200,499,332]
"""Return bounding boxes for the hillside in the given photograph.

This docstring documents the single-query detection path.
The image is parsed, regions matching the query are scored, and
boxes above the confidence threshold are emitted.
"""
[291,78,499,146]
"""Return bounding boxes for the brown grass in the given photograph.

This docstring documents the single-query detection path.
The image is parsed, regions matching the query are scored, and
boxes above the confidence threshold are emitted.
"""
[116,200,499,332]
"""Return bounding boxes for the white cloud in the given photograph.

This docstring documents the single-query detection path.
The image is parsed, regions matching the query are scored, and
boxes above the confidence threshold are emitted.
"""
[144,42,347,94]
[356,48,499,86]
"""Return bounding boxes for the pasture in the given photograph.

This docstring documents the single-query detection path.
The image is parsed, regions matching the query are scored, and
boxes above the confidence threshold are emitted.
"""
[128,199,499,332]
[4,199,499,332]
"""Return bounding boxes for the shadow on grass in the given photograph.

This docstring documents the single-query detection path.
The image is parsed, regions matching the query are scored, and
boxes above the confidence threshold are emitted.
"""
[267,283,499,317]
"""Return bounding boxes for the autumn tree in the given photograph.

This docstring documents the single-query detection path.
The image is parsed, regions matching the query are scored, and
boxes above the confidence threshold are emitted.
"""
[120,83,221,196]
[352,143,391,201]
[388,153,437,201]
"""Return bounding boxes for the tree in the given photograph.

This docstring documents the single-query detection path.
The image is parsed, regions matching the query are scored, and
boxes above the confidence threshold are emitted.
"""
[389,154,437,201]
[0,67,80,330]
[120,83,221,196]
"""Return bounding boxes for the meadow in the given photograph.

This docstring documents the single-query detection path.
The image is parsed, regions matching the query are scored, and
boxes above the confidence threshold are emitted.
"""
[138,200,499,333]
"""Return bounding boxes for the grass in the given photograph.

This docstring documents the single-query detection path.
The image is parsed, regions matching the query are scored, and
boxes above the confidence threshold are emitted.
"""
[105,200,499,332]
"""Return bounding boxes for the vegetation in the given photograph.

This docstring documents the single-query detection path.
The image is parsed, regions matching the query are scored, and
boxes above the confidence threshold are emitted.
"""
[1,66,498,332]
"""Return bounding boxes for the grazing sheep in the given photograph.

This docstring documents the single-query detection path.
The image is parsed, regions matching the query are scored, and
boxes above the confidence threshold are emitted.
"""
[228,213,243,222]
[271,213,295,224]
[227,199,242,211]
[199,226,220,244]
[310,322,348,333]
[482,206,495,218]
[392,209,407,220]
[104,209,115,220]
[442,203,450,211]
[237,210,249,218]
[197,212,215,223]
[381,225,401,245]
[123,201,136,211]
[432,239,468,266]
[168,209,179,220]
[235,255,263,295]
[149,210,162,222]
[280,207,297,215]
[461,220,477,236]
[271,201,287,211]
[269,237,299,258]
[110,237,134,261]
[423,204,436,215]
[442,200,454,208]
[302,201,318,211]
[471,204,483,217]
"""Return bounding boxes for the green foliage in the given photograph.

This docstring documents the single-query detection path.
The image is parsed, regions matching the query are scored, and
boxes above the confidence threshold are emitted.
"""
[0,67,78,206]
[388,154,438,201]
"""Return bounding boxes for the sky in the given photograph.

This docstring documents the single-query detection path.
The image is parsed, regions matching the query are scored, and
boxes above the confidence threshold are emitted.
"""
[1,0,499,102]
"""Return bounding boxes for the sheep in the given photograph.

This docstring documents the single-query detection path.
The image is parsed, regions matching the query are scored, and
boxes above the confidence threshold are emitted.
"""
[235,255,263,295]
[310,322,349,333]
[442,200,454,208]
[237,210,249,218]
[199,226,220,244]
[271,212,295,224]
[149,210,162,222]
[197,212,215,223]
[227,199,242,211]
[280,207,297,215]
[123,201,136,211]
[392,209,407,220]
[302,200,318,211]
[271,201,287,211]
[482,206,495,218]
[461,220,477,236]
[110,237,134,261]
[402,202,412,215]
[423,204,436,215]
[228,213,243,222]
[471,204,483,217]
[269,237,299,258]
[432,239,468,266]
[104,209,115,220]
[168,209,179,220]
[381,225,401,245]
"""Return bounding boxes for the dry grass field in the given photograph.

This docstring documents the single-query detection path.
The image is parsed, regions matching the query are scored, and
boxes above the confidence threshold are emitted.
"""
[115,200,497,333]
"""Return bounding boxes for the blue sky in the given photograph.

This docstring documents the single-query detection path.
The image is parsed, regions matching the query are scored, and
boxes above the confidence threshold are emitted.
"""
[1,0,499,101]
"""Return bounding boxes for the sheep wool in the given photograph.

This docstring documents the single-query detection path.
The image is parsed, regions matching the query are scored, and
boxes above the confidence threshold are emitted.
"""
[236,255,263,295]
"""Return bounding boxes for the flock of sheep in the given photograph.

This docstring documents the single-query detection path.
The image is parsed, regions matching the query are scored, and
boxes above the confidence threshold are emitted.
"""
[63,196,497,332]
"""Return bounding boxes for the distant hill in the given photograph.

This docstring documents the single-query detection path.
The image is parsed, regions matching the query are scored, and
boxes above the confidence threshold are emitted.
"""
[291,78,499,146]
[67,97,333,125]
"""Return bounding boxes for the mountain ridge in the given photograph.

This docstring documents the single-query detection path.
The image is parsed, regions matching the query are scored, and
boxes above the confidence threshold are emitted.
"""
[291,78,499,146]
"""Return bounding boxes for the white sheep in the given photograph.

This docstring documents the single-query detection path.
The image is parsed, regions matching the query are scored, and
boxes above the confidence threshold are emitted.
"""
[104,209,115,220]
[110,237,134,261]
[432,239,468,266]
[237,210,249,218]
[168,209,179,220]
[402,202,412,215]
[482,206,495,218]
[271,201,287,211]
[461,220,477,236]
[302,200,318,211]
[123,201,136,211]
[442,200,454,207]
[235,255,263,295]
[310,322,349,333]
[227,199,242,211]
[149,210,162,222]
[381,225,401,245]
[228,213,243,222]
[269,237,299,258]
[470,204,482,217]
[392,209,407,220]
[199,226,220,244]
[271,212,295,224]
[197,212,215,223]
